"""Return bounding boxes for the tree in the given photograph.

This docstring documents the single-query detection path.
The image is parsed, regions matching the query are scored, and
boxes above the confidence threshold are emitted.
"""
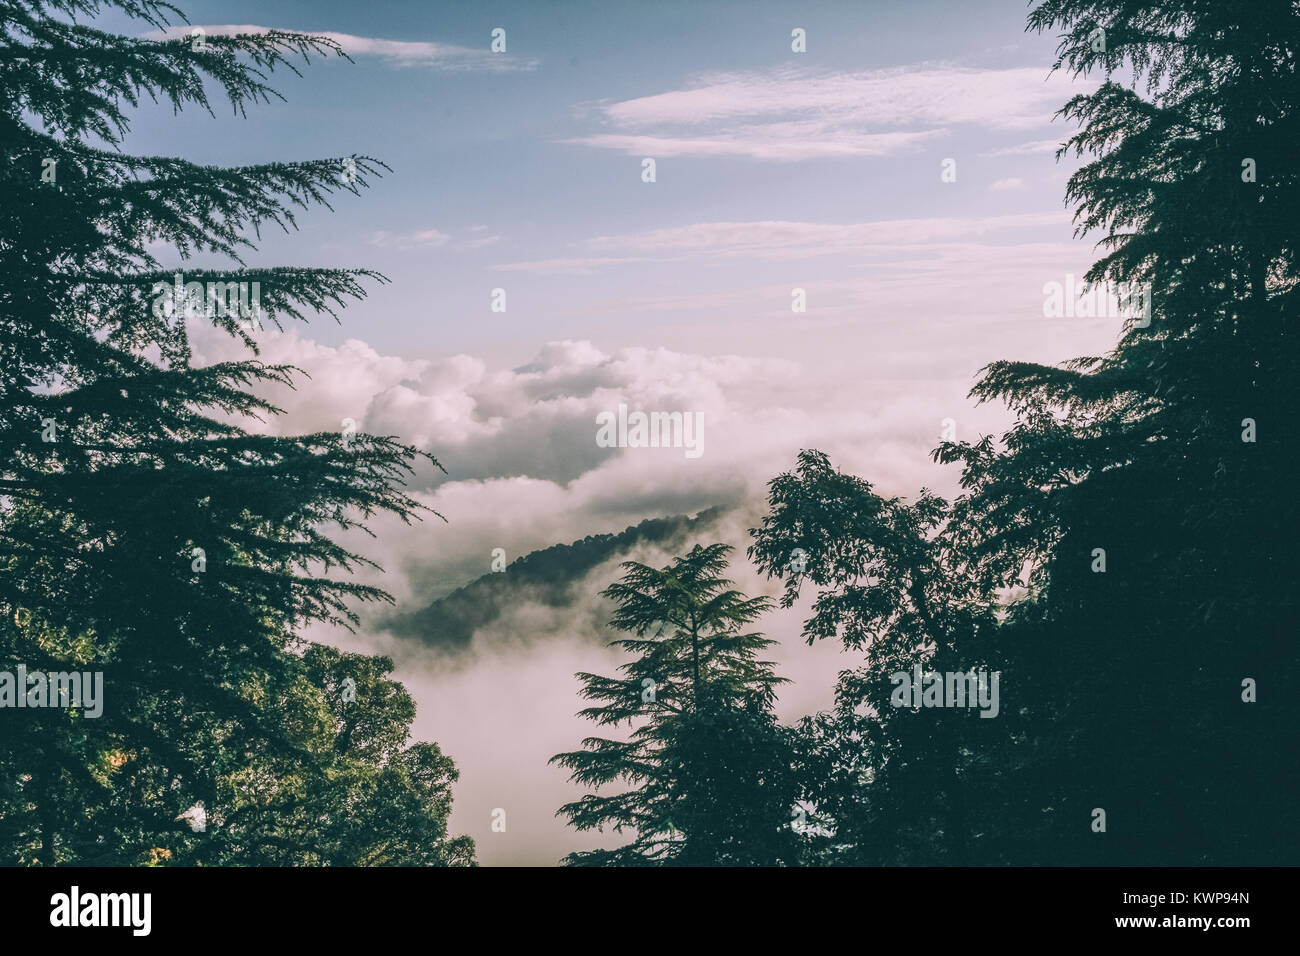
[749,450,1010,864]
[0,0,472,865]
[551,543,803,866]
[204,646,475,866]
[932,0,1300,863]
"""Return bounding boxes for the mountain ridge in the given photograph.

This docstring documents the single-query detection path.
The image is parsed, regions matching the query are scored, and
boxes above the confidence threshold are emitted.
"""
[383,506,731,653]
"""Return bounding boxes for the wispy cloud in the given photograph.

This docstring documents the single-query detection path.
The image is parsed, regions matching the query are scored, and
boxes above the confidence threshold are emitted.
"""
[980,138,1064,157]
[585,213,1066,255]
[147,25,537,71]
[575,240,1095,324]
[496,212,1070,274]
[493,256,657,275]
[569,129,941,161]
[368,229,502,251]
[564,65,1088,161]
[368,229,451,249]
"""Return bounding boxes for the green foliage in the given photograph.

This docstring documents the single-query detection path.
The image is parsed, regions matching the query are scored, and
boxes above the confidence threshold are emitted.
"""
[938,0,1299,864]
[0,0,472,865]
[749,450,1005,864]
[743,0,1299,865]
[551,544,804,866]
[388,507,729,654]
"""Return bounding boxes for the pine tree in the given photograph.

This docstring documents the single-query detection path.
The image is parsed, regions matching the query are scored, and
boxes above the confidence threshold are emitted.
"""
[934,0,1300,863]
[0,0,472,865]
[551,543,803,866]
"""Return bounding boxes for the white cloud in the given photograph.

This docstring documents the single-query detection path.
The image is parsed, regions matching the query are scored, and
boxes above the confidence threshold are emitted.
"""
[189,327,1055,602]
[565,65,1091,161]
[146,25,537,71]
[496,212,1070,274]
[492,256,656,275]
[980,138,1063,157]
[568,128,941,162]
[584,212,1066,255]
[987,177,1028,191]
[366,228,503,251]
[367,229,451,249]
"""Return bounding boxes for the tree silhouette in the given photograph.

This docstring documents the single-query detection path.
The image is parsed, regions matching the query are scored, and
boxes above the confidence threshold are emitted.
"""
[0,0,472,865]
[932,0,1300,863]
[551,544,803,866]
[749,449,1007,864]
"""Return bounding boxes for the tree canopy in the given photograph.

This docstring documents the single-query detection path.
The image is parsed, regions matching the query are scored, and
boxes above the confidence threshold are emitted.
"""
[0,0,472,866]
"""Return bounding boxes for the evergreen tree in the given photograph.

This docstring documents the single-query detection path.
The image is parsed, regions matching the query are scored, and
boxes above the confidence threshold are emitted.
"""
[934,0,1300,863]
[551,543,803,866]
[205,646,475,866]
[0,0,472,865]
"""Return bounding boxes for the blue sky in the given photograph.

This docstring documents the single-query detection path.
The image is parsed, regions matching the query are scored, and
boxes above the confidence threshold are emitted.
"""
[88,0,1136,863]
[110,0,1097,365]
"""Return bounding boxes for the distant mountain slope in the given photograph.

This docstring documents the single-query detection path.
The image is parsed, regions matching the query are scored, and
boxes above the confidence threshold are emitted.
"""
[383,507,730,653]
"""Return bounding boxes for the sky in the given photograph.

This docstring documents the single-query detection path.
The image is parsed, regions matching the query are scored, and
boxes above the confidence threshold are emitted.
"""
[94,0,1134,863]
